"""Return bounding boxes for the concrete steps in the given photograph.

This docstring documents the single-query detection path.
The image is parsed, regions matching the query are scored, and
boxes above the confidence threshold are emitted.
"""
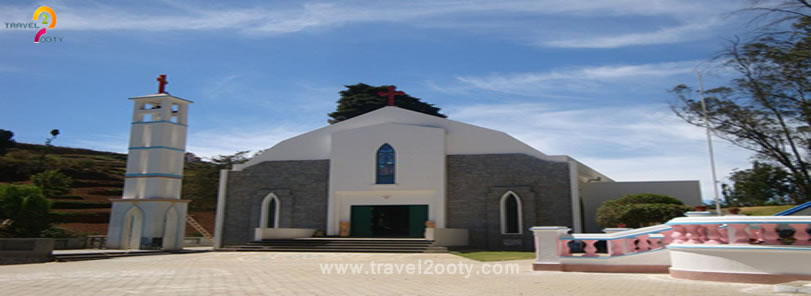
[53,249,209,262]
[221,238,448,253]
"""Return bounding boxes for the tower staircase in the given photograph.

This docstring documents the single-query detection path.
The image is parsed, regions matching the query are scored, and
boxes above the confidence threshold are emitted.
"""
[186,215,213,240]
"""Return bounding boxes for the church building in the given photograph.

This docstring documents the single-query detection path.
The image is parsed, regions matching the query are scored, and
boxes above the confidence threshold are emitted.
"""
[214,104,700,251]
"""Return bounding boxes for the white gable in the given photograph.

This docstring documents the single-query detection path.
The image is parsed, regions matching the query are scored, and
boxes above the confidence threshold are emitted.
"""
[235,106,568,170]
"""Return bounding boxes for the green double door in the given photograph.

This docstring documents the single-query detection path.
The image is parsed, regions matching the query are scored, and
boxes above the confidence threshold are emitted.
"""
[350,205,428,238]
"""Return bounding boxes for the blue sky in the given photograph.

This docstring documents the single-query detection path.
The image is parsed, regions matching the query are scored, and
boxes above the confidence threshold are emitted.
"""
[1,0,766,202]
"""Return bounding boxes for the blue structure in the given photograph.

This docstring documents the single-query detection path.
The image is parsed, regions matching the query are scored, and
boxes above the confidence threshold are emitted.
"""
[775,201,811,216]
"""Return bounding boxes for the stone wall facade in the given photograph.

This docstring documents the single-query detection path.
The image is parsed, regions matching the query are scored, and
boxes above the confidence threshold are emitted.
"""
[446,154,572,251]
[221,154,572,251]
[221,160,330,246]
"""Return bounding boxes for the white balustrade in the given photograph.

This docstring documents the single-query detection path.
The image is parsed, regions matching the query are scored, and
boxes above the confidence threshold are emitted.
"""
[666,216,811,246]
[532,224,672,258]
[532,216,811,264]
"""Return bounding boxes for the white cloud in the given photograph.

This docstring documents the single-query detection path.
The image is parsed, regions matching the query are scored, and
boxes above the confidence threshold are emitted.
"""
[185,124,315,158]
[69,124,316,159]
[448,103,753,202]
[455,61,700,95]
[0,1,741,48]
[72,134,129,154]
[542,20,719,48]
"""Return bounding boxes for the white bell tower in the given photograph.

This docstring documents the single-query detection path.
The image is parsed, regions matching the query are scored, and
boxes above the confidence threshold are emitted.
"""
[106,75,193,250]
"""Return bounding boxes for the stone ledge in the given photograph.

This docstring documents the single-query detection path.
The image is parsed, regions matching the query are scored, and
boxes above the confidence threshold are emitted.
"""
[533,263,669,273]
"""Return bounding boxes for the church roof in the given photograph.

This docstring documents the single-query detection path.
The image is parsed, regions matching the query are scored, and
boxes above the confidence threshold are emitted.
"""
[235,106,591,172]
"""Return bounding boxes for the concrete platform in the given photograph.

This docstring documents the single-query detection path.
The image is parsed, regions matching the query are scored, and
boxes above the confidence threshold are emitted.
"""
[0,252,794,295]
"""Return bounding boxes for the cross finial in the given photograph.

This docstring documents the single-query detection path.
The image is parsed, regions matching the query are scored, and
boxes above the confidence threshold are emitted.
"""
[377,86,405,106]
[156,74,168,94]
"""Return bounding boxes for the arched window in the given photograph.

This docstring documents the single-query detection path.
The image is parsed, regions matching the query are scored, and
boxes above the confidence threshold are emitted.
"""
[260,193,280,228]
[500,192,523,234]
[376,144,395,184]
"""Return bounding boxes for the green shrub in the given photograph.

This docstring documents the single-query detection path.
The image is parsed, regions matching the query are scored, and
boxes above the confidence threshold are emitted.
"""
[0,150,39,181]
[596,193,691,228]
[31,169,72,197]
[0,184,51,237]
[75,159,96,171]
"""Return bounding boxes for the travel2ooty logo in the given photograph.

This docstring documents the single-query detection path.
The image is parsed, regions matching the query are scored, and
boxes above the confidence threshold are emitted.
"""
[4,6,62,43]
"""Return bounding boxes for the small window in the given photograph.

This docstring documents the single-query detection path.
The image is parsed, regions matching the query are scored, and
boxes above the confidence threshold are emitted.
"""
[376,144,395,184]
[501,192,522,234]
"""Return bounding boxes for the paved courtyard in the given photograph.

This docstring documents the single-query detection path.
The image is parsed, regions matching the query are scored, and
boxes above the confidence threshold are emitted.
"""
[0,251,793,295]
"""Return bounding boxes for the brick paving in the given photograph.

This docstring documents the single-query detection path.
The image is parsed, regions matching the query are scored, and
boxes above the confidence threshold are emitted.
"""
[0,252,791,295]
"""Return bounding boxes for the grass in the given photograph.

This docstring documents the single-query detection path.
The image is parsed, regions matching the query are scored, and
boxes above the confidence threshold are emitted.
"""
[451,251,535,262]
[735,205,796,216]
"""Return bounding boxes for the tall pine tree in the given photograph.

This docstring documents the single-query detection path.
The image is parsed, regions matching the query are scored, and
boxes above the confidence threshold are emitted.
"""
[328,83,446,124]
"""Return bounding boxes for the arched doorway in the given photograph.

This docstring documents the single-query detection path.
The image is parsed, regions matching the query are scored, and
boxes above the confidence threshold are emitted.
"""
[260,193,280,228]
[162,207,179,250]
[120,206,143,249]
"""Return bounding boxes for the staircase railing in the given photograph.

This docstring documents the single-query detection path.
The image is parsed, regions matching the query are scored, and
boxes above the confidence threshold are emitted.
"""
[186,215,213,240]
[556,224,673,257]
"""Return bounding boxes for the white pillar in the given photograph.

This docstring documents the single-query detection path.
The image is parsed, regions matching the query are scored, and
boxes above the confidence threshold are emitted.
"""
[214,169,229,249]
[531,226,571,265]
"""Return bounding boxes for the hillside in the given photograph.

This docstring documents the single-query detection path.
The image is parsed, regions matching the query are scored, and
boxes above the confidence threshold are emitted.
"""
[0,142,217,236]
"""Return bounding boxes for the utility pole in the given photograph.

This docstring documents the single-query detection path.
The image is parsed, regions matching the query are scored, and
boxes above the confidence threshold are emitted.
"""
[697,72,722,215]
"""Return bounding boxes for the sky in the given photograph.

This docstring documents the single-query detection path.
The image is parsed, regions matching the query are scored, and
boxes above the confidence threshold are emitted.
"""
[0,0,772,202]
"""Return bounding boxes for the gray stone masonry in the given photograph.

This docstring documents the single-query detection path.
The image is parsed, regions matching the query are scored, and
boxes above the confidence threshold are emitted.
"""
[222,154,571,251]
[446,154,572,251]
[222,160,329,246]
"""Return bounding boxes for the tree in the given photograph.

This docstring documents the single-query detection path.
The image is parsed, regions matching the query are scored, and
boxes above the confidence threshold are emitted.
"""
[722,161,795,206]
[328,83,446,124]
[182,151,251,211]
[596,194,691,228]
[36,128,61,172]
[209,150,251,169]
[0,129,13,156]
[671,4,810,202]
[31,169,73,198]
[0,184,51,237]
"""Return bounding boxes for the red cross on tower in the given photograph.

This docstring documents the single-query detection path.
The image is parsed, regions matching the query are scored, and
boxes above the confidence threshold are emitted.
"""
[377,86,405,106]
[156,74,168,94]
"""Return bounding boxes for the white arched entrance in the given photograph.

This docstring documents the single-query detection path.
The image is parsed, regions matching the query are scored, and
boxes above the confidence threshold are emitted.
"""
[260,193,280,228]
[120,206,144,249]
[162,206,180,250]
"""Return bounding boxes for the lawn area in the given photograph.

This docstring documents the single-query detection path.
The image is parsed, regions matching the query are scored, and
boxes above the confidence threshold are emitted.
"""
[451,251,535,262]
[735,205,795,216]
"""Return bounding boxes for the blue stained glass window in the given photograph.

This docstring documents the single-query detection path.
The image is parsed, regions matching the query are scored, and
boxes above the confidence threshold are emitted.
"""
[376,144,395,184]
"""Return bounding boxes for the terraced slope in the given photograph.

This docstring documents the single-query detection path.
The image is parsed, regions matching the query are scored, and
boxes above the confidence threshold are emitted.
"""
[0,143,215,236]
